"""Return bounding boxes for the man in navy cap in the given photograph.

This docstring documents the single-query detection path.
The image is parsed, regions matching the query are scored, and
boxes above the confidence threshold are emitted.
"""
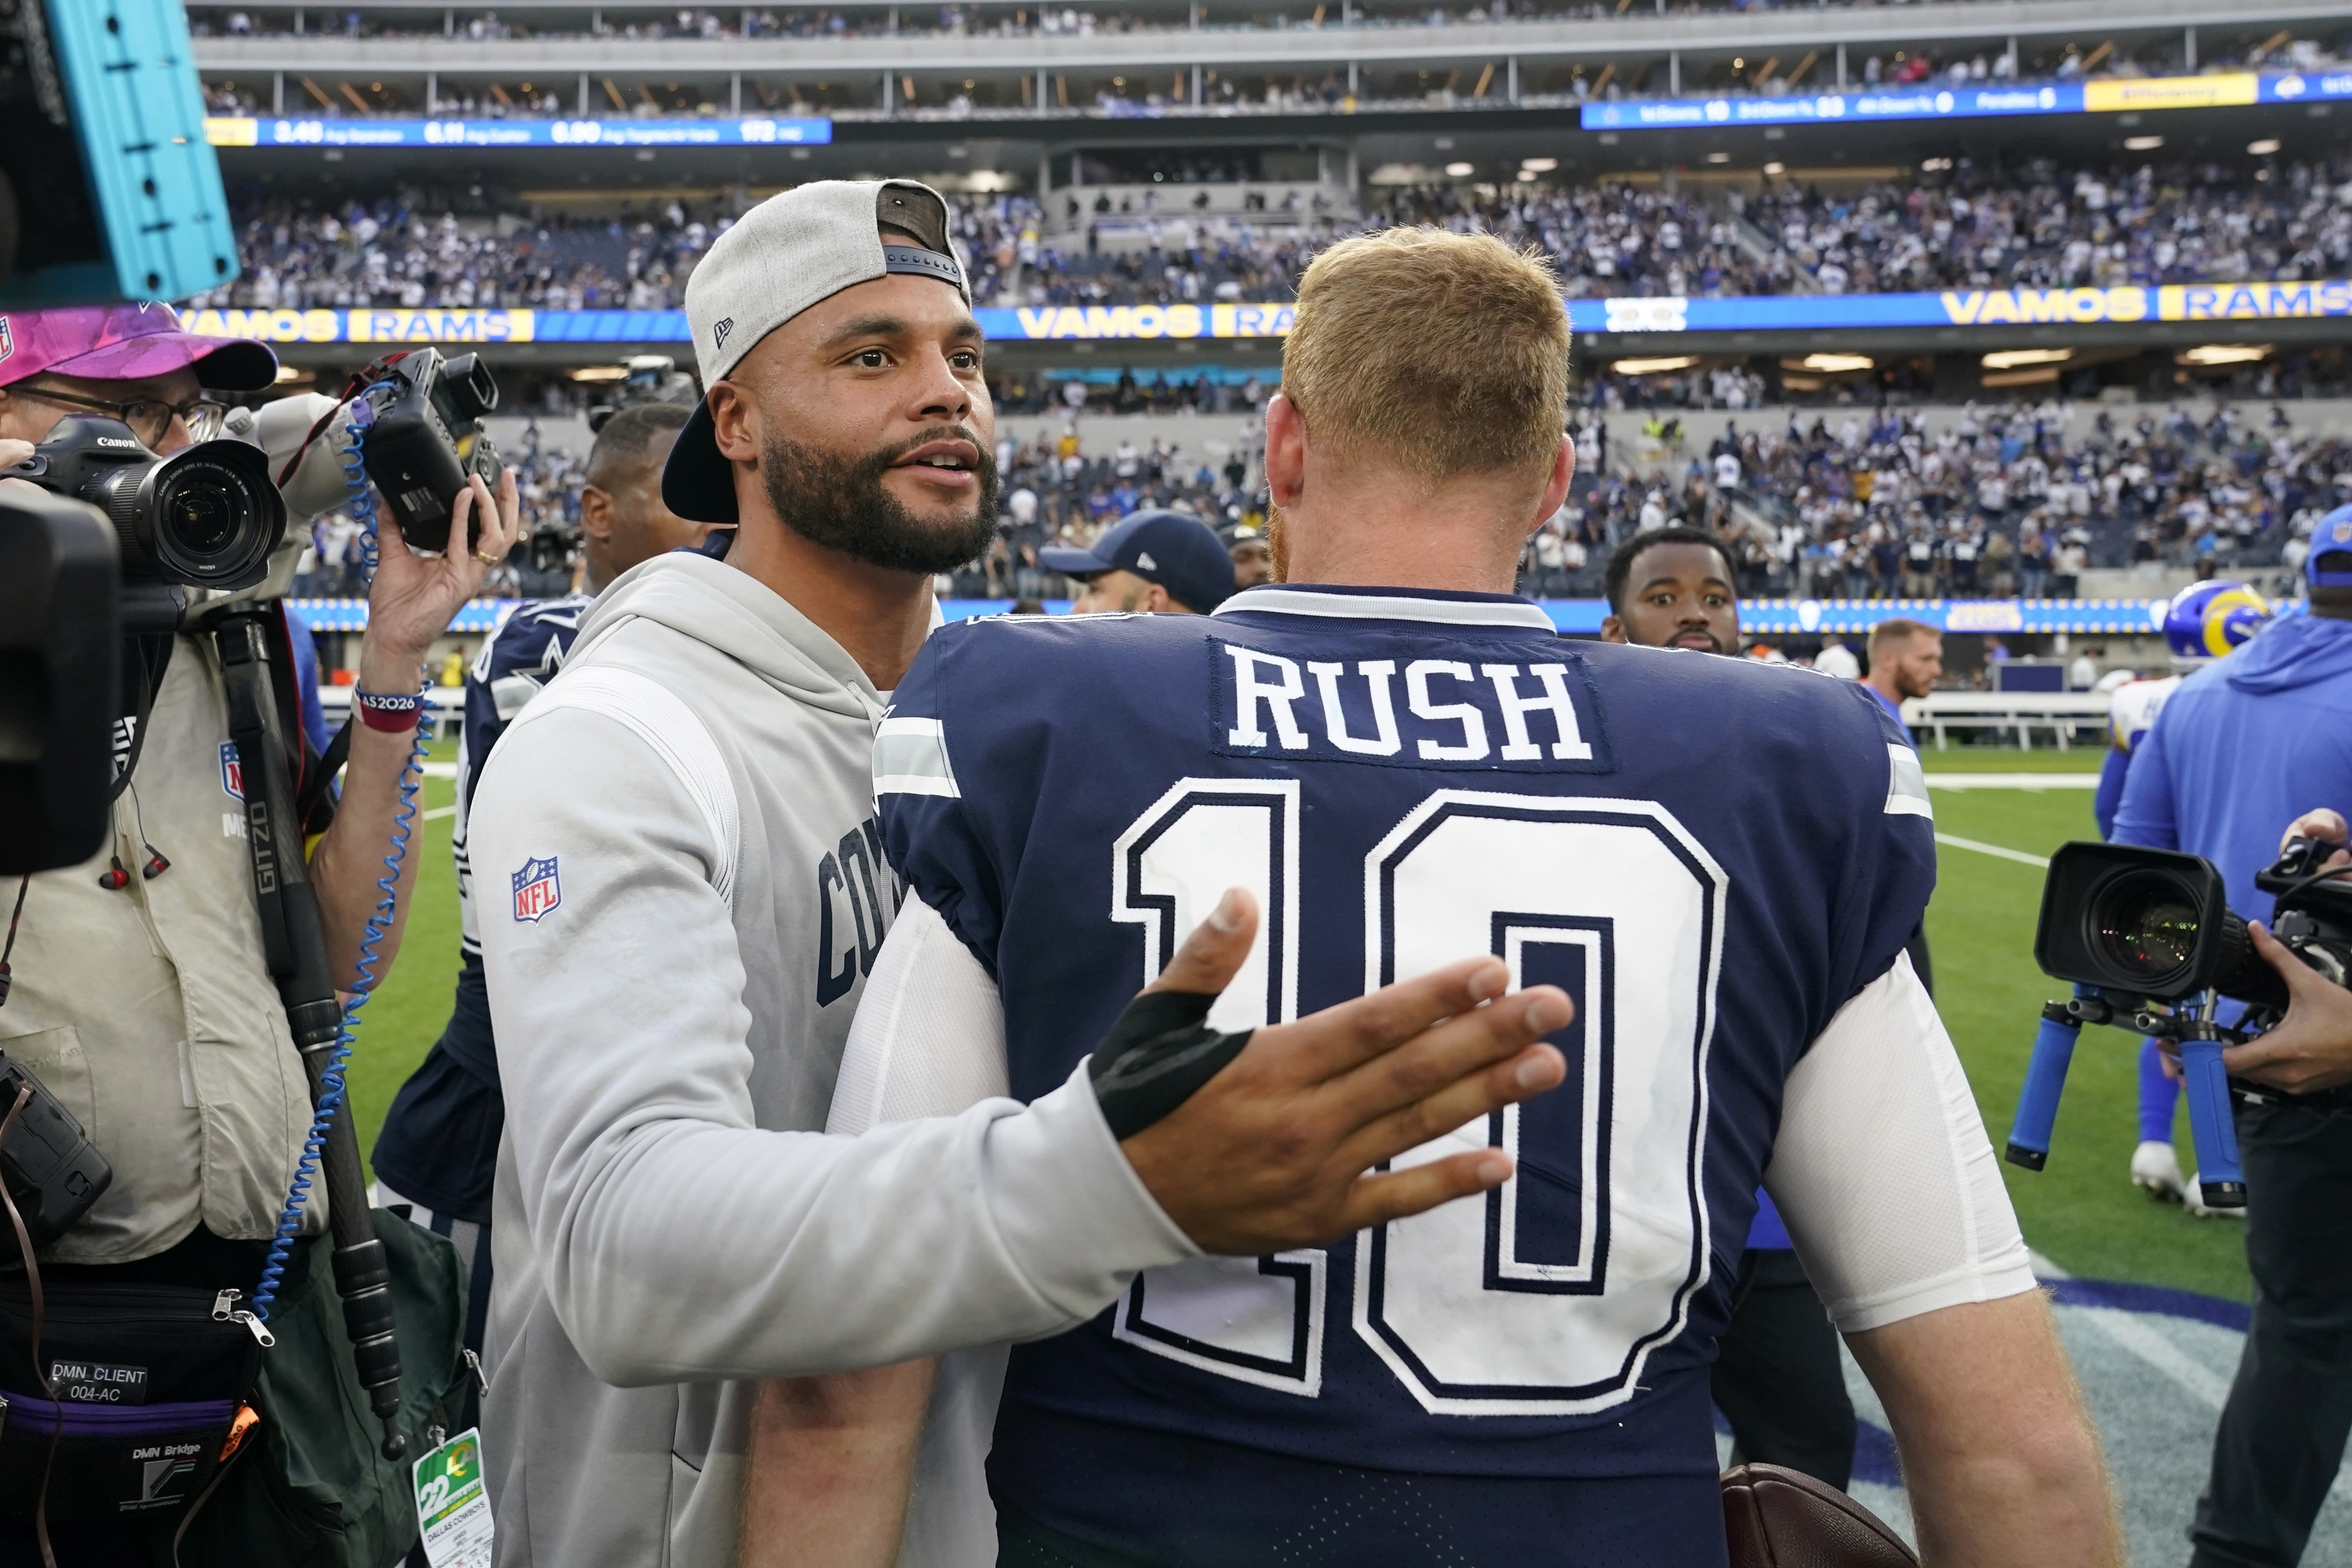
[1044,508,1236,615]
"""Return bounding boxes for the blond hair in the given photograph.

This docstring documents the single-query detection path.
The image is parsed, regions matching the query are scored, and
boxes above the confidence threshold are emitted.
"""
[1281,226,1570,485]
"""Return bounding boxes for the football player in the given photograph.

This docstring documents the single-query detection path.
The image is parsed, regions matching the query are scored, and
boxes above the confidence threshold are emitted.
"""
[1599,528,1858,1494]
[830,227,2119,1566]
[475,183,1572,1568]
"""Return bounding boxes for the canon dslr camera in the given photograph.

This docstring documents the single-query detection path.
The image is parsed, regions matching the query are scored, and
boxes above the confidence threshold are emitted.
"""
[2,414,285,591]
[356,347,503,555]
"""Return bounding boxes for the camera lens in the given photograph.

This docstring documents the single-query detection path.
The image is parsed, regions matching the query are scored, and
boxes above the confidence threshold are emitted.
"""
[135,442,286,590]
[2091,871,2203,985]
[162,481,238,557]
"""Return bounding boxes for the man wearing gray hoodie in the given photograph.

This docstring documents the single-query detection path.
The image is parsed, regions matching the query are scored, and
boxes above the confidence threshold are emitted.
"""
[467,180,1571,1566]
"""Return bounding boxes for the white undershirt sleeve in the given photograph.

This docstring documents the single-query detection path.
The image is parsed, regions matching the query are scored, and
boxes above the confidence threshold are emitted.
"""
[829,897,1011,1135]
[827,898,1016,1568]
[1765,953,2038,1335]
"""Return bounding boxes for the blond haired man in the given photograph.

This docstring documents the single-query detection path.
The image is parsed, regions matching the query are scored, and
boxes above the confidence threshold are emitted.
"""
[790,229,2117,1567]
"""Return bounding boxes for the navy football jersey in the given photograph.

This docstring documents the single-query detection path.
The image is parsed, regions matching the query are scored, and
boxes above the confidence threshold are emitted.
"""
[876,585,1934,1563]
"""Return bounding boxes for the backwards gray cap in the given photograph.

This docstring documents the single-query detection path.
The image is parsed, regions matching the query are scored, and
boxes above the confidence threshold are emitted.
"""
[662,178,971,524]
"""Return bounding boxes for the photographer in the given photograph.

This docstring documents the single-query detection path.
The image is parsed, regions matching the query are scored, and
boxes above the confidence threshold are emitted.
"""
[2112,521,2352,1568]
[2221,810,2352,1095]
[0,303,517,1561]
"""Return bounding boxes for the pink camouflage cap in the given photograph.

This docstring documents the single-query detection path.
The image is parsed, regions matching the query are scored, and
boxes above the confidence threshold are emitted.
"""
[0,303,278,392]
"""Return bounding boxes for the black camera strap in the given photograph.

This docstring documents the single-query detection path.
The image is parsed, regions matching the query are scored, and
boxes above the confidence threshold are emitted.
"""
[210,610,409,1462]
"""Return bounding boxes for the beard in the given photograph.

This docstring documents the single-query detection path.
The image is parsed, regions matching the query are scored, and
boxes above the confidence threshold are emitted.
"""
[760,424,999,574]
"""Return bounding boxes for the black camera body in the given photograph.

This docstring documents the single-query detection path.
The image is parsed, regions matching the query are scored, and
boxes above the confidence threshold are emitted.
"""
[1,416,285,591]
[358,348,502,555]
[2034,838,2352,1017]
[0,1055,112,1252]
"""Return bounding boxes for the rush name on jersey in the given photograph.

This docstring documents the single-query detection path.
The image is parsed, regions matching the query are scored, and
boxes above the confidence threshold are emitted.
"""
[874,585,1936,1546]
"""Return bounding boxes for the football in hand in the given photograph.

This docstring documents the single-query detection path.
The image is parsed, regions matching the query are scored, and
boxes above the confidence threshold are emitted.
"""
[1721,1463,1919,1568]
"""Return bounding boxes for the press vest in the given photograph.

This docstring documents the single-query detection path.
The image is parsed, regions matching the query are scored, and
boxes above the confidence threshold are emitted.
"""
[0,636,318,1265]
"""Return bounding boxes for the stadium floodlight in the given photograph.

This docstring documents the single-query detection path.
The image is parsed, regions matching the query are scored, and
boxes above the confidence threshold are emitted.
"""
[2176,345,2270,367]
[1444,161,1476,177]
[1982,348,2075,370]
[2124,135,2165,151]
[1763,162,1787,175]
[1521,156,1559,173]
[1611,356,1701,375]
[1705,152,1732,164]
[1920,157,1954,172]
[1797,353,1874,373]
[2249,138,2283,155]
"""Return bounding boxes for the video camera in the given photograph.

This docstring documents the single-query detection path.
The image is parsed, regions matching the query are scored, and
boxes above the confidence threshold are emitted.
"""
[353,348,503,556]
[2005,837,2352,1209]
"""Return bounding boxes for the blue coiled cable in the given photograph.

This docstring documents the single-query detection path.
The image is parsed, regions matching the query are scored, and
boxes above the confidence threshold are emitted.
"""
[252,389,427,1323]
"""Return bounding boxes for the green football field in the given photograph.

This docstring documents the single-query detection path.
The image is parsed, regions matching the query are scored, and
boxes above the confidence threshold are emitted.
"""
[345,740,2253,1305]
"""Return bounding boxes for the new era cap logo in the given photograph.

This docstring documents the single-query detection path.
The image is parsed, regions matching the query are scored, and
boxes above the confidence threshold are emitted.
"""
[713,317,733,350]
[1136,551,1157,570]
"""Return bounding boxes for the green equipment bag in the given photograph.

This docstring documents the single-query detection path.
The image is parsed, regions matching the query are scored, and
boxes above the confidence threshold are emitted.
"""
[176,1211,469,1568]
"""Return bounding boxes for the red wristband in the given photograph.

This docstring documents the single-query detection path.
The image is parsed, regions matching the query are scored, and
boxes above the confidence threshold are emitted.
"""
[353,689,425,733]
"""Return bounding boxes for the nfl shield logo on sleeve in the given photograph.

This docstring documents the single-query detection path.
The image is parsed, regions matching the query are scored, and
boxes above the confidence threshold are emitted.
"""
[512,856,561,922]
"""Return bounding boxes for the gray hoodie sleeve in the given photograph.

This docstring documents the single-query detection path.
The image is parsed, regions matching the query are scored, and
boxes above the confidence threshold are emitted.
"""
[471,705,1196,1386]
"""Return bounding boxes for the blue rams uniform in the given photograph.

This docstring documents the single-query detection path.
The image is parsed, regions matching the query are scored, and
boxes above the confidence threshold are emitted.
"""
[372,592,593,1227]
[875,585,1936,1564]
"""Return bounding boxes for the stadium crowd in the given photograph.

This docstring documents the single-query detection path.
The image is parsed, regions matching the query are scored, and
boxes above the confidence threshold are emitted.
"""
[1530,400,2342,601]
[283,393,2332,613]
[189,155,2352,320]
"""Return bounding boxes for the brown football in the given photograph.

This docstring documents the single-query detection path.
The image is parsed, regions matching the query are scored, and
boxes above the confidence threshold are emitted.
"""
[1721,1463,1920,1568]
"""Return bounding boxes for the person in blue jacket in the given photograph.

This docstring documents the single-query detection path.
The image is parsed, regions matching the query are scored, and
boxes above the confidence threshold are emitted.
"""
[2112,511,2352,1568]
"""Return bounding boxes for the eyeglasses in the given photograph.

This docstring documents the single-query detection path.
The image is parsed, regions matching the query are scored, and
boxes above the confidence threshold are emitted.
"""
[9,382,231,446]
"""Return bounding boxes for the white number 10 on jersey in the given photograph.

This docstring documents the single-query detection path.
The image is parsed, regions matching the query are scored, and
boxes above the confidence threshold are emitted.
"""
[1108,779,1727,1417]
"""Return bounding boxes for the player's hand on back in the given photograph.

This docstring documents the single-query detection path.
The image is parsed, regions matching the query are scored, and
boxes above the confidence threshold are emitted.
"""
[1120,888,1569,1256]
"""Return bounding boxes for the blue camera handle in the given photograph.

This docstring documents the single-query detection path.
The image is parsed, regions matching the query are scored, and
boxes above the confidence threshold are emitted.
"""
[2177,1023,2246,1208]
[2005,995,2085,1171]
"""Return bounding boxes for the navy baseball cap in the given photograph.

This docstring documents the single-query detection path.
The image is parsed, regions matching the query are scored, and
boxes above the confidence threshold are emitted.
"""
[1042,509,1235,612]
[2310,505,2352,589]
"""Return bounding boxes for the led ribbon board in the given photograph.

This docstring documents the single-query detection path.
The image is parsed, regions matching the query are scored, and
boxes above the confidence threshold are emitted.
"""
[1580,70,2352,132]
[205,116,831,148]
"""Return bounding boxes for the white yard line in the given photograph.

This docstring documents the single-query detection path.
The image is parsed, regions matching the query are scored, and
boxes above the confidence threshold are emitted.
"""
[1935,833,2052,869]
[2070,1306,2235,1410]
[422,806,456,821]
